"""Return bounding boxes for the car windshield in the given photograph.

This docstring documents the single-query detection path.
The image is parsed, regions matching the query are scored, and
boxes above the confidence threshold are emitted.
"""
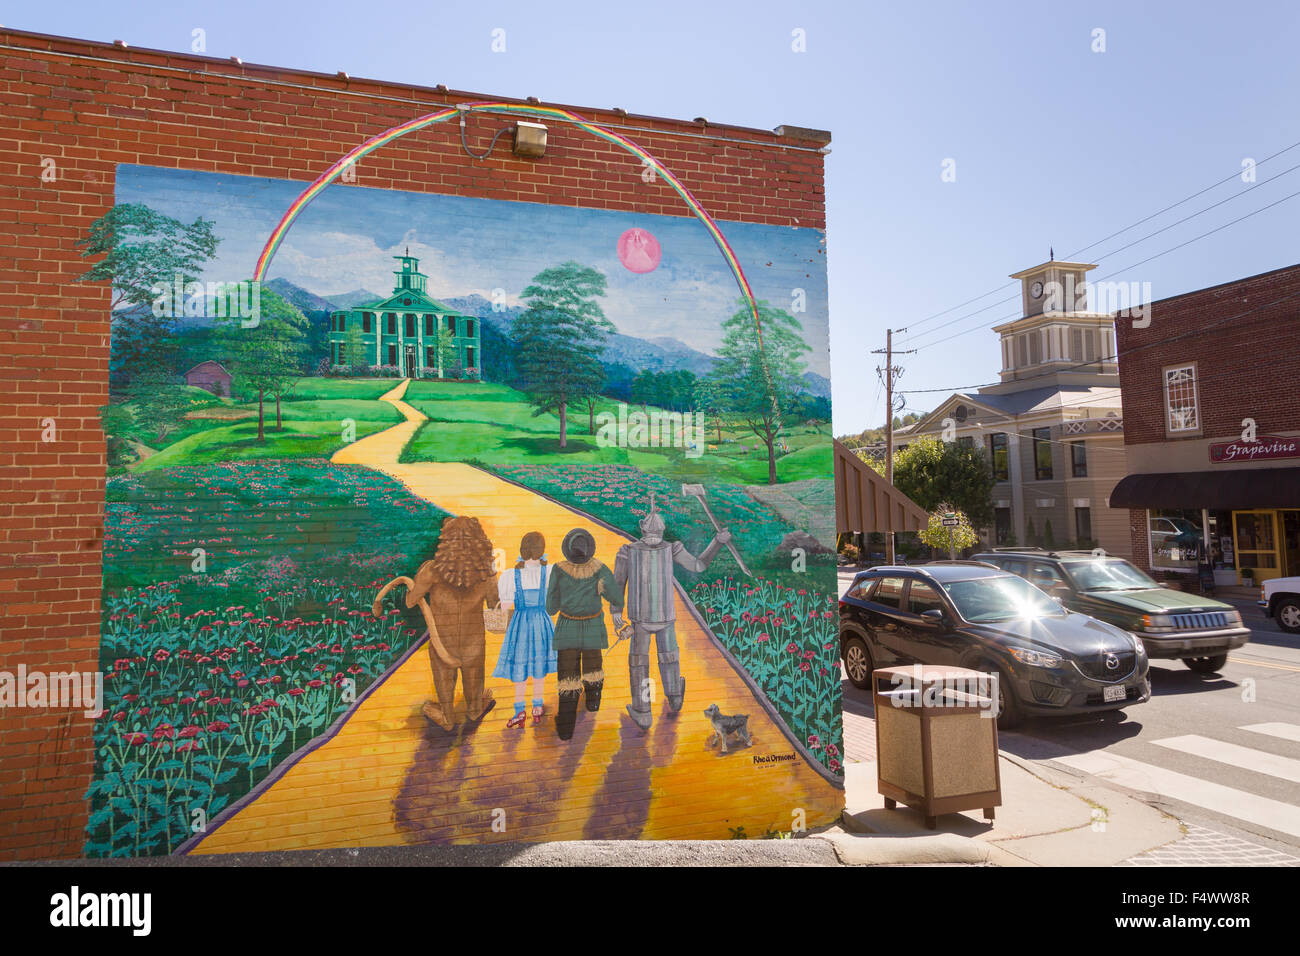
[1065,559,1158,591]
[940,575,1064,623]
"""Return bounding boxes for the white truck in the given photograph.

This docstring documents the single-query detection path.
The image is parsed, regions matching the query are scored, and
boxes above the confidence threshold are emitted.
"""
[1259,577,1300,634]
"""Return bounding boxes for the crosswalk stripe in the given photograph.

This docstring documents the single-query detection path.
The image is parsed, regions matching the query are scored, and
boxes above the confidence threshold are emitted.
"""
[1151,734,1300,784]
[1054,750,1300,840]
[1242,723,1300,743]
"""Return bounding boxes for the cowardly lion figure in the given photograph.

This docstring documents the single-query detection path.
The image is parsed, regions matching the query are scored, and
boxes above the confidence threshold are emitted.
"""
[373,515,499,731]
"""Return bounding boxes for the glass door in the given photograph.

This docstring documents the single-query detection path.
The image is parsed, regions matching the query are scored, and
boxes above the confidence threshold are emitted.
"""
[1233,510,1281,585]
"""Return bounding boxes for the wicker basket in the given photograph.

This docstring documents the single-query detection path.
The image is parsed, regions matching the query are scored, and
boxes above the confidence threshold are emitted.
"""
[483,602,509,634]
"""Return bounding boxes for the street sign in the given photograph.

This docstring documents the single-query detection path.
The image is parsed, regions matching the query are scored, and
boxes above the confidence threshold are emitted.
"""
[941,516,960,527]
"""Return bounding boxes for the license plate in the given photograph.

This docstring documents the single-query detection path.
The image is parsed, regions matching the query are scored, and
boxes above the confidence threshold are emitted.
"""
[1103,684,1126,703]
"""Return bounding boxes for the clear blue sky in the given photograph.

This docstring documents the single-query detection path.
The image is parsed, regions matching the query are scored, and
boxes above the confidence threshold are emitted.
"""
[8,0,1299,433]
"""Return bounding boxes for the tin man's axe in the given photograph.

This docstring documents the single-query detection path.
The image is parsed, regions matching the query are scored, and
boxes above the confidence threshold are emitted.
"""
[681,483,753,577]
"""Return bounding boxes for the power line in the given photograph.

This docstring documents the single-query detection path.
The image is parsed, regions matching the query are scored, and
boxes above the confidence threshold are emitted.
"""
[905,184,1300,354]
[899,136,1300,343]
[894,285,1300,407]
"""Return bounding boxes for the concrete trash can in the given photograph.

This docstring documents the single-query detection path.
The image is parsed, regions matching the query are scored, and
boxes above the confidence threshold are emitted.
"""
[872,664,1002,829]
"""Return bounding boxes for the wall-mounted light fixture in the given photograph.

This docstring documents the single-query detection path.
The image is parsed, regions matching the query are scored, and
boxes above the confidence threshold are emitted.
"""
[512,121,548,159]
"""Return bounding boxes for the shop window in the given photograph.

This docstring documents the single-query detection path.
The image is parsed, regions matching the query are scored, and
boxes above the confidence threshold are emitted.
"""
[1070,440,1088,477]
[989,433,1008,481]
[1033,427,1053,480]
[1208,510,1236,570]
[994,507,1011,544]
[1163,364,1200,434]
[957,436,973,450]
[1149,508,1203,571]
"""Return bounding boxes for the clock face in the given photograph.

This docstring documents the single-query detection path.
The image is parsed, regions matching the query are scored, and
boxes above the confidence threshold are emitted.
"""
[1031,280,1044,298]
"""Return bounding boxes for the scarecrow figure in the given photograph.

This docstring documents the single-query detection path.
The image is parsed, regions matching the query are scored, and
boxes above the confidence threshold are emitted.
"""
[612,493,731,731]
[547,527,622,741]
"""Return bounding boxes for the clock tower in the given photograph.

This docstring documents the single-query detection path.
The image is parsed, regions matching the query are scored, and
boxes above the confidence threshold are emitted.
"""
[985,259,1118,392]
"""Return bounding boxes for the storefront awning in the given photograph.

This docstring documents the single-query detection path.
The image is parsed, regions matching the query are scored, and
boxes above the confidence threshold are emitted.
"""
[1110,468,1300,510]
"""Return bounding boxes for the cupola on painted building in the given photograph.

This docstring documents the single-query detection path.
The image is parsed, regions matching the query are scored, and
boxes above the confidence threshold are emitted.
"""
[327,252,482,378]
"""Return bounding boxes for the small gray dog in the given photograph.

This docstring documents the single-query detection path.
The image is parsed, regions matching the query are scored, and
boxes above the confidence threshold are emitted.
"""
[703,704,752,754]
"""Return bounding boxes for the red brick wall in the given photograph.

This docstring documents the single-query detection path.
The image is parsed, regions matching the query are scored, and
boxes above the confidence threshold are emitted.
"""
[1114,263,1300,448]
[0,29,828,860]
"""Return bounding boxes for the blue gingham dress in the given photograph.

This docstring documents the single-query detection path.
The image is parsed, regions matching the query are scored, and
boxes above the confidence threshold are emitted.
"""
[492,565,557,682]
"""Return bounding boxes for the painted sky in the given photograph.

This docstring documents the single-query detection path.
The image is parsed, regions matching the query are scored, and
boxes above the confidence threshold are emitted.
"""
[31,0,1300,433]
[115,165,831,376]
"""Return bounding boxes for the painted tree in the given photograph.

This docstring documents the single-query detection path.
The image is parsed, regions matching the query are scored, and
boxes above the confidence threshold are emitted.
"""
[432,326,456,378]
[344,323,364,369]
[709,298,812,484]
[693,376,727,443]
[126,368,194,446]
[218,288,309,441]
[512,261,613,449]
[76,203,219,393]
[891,435,996,530]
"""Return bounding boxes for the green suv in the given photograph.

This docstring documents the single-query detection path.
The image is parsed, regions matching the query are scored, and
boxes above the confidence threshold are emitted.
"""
[973,549,1250,673]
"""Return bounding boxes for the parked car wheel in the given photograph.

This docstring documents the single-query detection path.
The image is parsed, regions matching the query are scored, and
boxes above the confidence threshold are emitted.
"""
[990,665,1022,730]
[1276,598,1300,634]
[842,634,873,690]
[1182,653,1229,673]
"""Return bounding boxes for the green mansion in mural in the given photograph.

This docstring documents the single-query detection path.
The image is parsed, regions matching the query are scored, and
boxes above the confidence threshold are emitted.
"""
[328,251,481,378]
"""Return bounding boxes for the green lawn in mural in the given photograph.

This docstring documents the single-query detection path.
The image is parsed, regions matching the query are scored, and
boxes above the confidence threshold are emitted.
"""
[399,378,833,485]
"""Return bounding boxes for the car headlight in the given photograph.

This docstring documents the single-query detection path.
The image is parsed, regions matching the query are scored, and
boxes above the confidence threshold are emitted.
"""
[1141,613,1175,632]
[1007,646,1065,668]
[1132,634,1148,658]
[1224,609,1243,626]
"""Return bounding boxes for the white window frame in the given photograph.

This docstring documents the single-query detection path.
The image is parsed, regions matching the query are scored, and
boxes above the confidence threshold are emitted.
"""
[1163,362,1200,435]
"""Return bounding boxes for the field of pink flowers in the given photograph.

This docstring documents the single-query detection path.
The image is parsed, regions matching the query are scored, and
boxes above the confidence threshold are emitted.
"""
[91,460,447,856]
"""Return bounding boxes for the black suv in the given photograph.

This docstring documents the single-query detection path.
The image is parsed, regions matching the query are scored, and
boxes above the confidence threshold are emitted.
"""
[973,549,1250,673]
[839,564,1150,727]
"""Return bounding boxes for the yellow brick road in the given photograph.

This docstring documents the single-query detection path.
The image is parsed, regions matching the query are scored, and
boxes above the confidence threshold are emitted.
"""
[190,380,841,852]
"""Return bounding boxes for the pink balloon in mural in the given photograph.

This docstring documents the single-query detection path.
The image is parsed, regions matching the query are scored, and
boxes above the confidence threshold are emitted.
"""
[617,227,661,273]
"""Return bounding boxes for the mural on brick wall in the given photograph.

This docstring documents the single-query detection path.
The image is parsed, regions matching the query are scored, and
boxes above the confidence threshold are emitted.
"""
[87,163,841,856]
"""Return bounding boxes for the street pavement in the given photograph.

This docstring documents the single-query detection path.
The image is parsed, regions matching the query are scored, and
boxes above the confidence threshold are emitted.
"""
[837,567,1300,865]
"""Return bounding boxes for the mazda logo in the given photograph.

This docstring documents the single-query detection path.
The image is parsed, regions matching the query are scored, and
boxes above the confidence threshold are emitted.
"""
[1104,652,1120,671]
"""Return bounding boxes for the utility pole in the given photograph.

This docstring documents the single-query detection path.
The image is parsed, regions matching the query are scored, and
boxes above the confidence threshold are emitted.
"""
[873,328,916,565]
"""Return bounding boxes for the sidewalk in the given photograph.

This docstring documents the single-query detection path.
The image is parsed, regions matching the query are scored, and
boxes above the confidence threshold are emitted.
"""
[825,753,1183,866]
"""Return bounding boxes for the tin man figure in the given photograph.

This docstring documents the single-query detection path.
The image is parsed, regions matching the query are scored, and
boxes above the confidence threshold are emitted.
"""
[612,493,731,731]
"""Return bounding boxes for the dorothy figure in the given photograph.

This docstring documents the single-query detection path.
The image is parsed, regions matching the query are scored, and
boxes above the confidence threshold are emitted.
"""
[492,531,558,729]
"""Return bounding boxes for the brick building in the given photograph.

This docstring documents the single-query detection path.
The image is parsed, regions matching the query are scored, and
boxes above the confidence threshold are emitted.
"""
[1111,263,1300,587]
[0,28,835,859]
